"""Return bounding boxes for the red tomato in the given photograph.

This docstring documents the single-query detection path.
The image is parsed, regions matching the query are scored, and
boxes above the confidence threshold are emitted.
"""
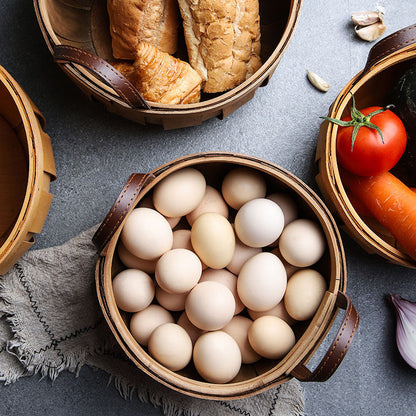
[334,106,407,177]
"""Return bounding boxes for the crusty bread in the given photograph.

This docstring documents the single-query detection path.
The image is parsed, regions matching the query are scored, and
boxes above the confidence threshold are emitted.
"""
[177,0,262,93]
[114,42,202,104]
[107,0,179,60]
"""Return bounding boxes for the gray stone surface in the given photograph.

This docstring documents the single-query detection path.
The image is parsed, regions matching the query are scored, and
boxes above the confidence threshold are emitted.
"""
[1,0,416,415]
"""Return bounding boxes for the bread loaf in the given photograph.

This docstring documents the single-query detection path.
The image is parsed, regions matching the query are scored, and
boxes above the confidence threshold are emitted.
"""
[177,0,262,93]
[114,42,202,104]
[107,0,179,60]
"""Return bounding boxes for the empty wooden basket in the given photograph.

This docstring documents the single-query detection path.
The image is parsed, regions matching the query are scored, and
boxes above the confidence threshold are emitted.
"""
[316,24,416,268]
[0,66,56,275]
[34,0,303,129]
[93,152,358,399]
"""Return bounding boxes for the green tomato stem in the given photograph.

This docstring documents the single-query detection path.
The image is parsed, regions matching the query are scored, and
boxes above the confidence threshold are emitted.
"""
[320,93,394,151]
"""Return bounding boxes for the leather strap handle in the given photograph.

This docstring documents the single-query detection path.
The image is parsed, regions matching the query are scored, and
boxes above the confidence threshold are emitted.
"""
[93,173,154,254]
[363,23,416,74]
[290,291,359,382]
[53,45,150,110]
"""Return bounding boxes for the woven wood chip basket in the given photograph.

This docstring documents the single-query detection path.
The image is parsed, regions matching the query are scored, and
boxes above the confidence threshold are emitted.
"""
[316,23,416,268]
[93,152,358,400]
[34,0,302,129]
[0,66,56,275]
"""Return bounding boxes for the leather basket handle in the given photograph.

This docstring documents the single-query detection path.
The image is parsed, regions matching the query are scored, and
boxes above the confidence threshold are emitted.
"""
[363,23,416,74]
[93,173,154,254]
[53,45,150,110]
[290,291,359,382]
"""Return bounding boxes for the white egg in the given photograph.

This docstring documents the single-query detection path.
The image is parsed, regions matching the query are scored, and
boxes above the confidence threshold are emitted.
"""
[284,269,327,321]
[191,213,235,269]
[270,246,300,278]
[130,304,174,346]
[112,269,155,312]
[172,229,193,250]
[248,301,297,326]
[199,268,245,314]
[221,167,267,210]
[138,195,181,228]
[193,331,242,383]
[234,198,284,248]
[155,248,202,294]
[121,208,173,260]
[186,185,229,226]
[148,323,193,371]
[267,192,298,227]
[237,252,287,311]
[222,316,261,364]
[185,281,235,330]
[153,168,206,217]
[279,219,326,267]
[155,285,188,311]
[177,312,205,345]
[226,236,262,275]
[117,242,157,273]
[248,316,296,359]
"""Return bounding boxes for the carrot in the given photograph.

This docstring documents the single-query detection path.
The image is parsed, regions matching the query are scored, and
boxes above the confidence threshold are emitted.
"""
[341,169,416,261]
[346,190,373,217]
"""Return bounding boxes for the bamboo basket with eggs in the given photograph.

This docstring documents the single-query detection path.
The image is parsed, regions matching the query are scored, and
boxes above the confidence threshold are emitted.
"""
[94,152,358,399]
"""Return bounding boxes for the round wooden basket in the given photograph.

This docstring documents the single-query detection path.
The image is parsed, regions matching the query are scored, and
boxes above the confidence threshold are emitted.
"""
[33,0,302,129]
[316,24,416,268]
[93,152,358,400]
[0,66,56,275]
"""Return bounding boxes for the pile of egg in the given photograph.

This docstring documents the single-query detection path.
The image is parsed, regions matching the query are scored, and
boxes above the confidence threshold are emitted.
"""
[113,166,327,383]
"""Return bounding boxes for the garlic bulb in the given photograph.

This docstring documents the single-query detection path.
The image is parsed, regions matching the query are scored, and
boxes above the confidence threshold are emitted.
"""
[389,294,416,369]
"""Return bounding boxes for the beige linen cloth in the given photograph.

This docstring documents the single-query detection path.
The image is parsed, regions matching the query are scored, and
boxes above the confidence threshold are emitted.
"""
[0,226,305,416]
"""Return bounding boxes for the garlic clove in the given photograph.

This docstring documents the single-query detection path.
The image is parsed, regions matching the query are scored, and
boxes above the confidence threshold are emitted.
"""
[355,22,386,42]
[306,70,330,92]
[389,294,416,369]
[351,10,380,26]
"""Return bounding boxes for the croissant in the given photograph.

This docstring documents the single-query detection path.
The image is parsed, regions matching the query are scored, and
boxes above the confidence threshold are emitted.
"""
[130,42,202,104]
[177,0,262,93]
[107,0,179,60]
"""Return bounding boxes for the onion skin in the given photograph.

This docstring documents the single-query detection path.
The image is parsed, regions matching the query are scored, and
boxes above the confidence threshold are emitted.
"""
[389,294,416,369]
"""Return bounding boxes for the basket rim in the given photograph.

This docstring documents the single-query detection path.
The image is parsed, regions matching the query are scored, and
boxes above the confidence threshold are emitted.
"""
[316,47,416,268]
[97,152,347,398]
[33,0,303,114]
[0,66,38,265]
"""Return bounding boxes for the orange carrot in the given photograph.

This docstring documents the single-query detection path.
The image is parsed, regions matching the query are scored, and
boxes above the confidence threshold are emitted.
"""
[346,190,373,217]
[341,170,416,261]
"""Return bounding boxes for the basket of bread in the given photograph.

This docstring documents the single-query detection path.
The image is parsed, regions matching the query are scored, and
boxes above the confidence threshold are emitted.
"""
[316,23,416,268]
[0,66,56,275]
[93,152,358,399]
[34,0,302,129]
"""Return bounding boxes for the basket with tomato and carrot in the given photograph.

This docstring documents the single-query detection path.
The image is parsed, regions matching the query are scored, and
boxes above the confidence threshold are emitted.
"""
[324,90,416,262]
[316,24,416,268]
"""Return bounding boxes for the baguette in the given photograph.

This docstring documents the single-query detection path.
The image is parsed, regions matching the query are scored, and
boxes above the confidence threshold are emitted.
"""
[177,0,262,93]
[108,0,179,60]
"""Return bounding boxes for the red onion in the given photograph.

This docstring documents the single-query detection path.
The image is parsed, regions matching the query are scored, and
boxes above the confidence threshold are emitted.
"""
[389,294,416,369]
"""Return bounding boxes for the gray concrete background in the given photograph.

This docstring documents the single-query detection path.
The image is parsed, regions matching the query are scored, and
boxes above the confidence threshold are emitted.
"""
[1,0,416,415]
